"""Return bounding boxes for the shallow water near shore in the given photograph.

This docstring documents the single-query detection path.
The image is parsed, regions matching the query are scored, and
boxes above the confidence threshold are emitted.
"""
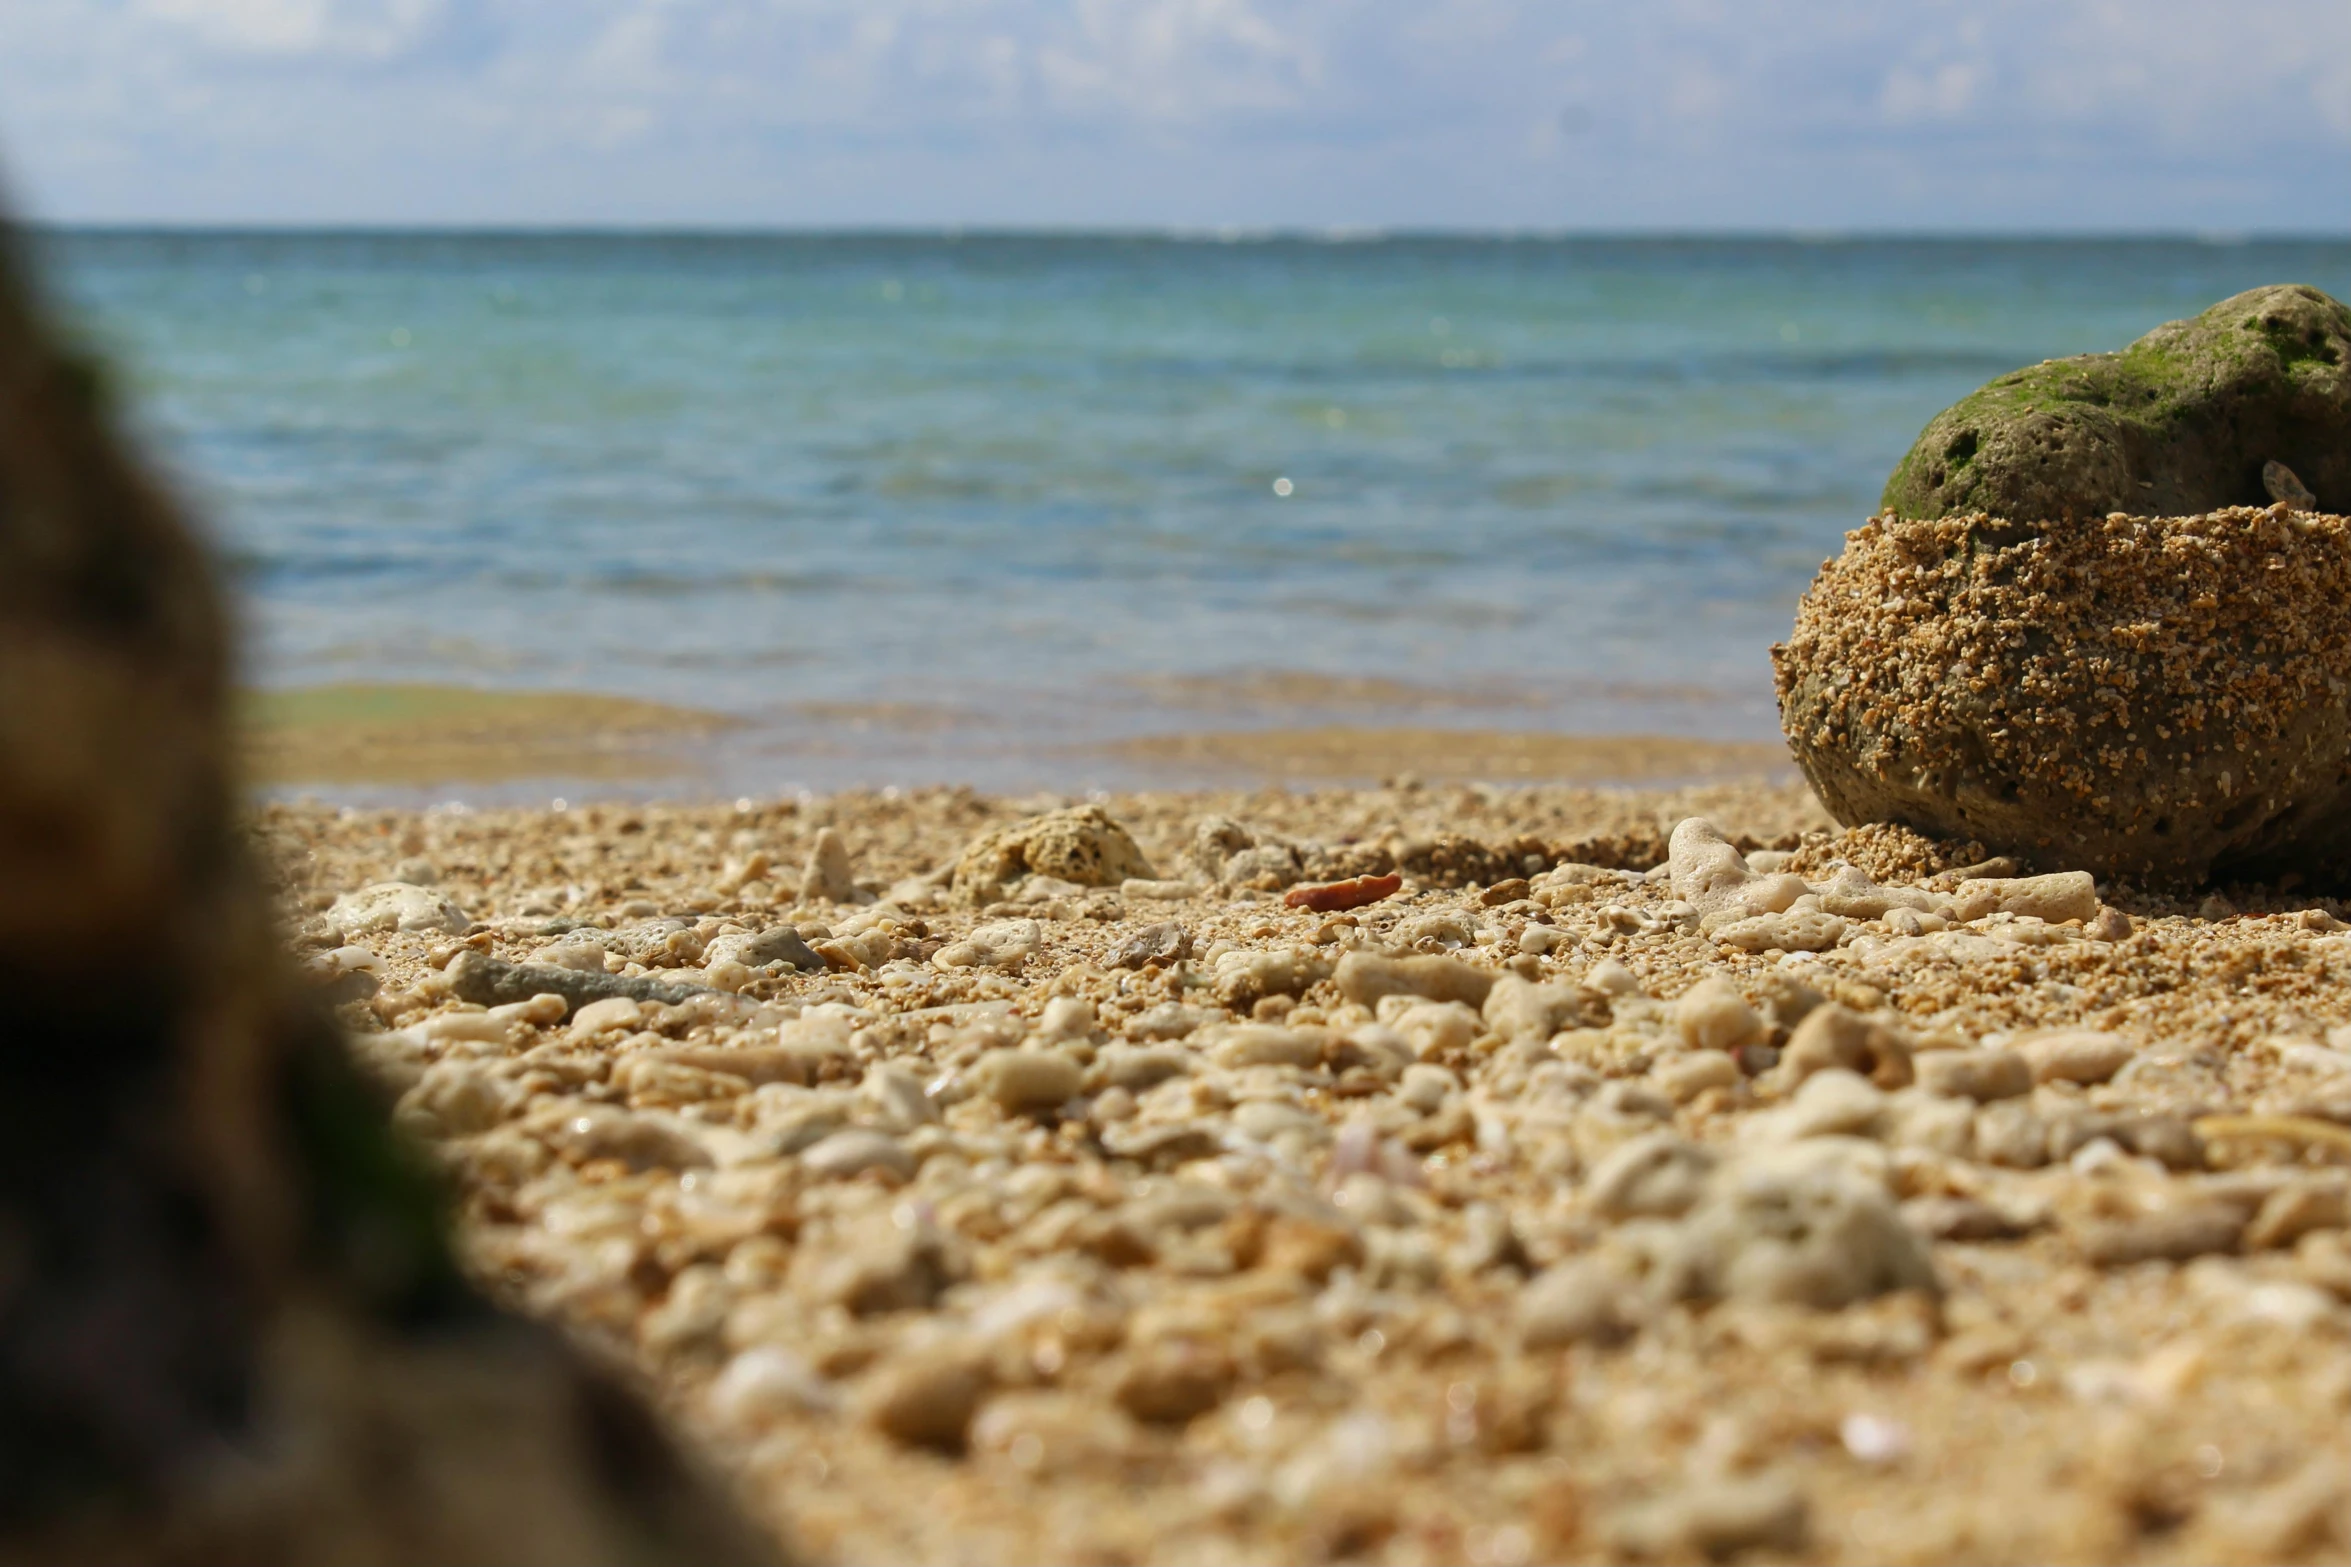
[51,230,2351,795]
[240,680,1800,800]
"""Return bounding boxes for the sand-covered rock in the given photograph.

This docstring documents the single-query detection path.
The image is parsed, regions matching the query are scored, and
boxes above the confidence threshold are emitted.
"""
[703,924,825,973]
[327,879,472,936]
[1881,284,2351,522]
[1776,503,2351,884]
[949,803,1156,906]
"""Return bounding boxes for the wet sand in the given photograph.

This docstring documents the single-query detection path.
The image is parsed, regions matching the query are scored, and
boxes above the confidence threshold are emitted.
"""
[1105,729,1794,786]
[247,682,1789,796]
[276,778,2351,1565]
[245,683,739,786]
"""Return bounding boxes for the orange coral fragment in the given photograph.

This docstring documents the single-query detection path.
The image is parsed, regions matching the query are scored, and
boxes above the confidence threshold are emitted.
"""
[1283,873,1402,913]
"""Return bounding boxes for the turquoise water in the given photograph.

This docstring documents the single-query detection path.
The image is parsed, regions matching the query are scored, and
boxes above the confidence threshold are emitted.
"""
[39,231,2351,791]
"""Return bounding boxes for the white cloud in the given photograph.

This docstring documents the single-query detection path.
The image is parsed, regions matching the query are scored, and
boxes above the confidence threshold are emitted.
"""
[1664,58,1729,121]
[1881,61,1981,122]
[136,0,449,61]
[1032,0,1314,120]
[2318,56,2351,136]
[0,0,2343,227]
[579,7,675,90]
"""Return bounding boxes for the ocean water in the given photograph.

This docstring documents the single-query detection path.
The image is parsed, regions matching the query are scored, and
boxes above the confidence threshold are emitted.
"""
[38,230,2351,791]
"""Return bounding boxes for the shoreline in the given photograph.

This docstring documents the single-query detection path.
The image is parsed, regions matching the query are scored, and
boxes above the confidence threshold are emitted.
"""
[1103,727,1792,786]
[244,681,1794,798]
[244,682,739,787]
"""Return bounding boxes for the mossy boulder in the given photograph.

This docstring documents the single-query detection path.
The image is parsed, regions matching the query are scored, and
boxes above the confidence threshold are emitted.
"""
[1883,284,2351,522]
[1775,505,2351,886]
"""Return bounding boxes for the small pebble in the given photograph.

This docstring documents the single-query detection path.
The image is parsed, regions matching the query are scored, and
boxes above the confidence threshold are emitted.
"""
[1661,1154,1938,1308]
[1209,1024,1323,1069]
[707,1346,838,1426]
[1714,909,1849,953]
[487,992,567,1028]
[1676,977,1764,1053]
[416,1011,510,1044]
[1333,950,1493,1008]
[1950,873,2099,925]
[1901,1194,2030,1241]
[2076,1203,2244,1266]
[1282,873,1402,912]
[1777,1068,1887,1139]
[858,1343,990,1451]
[800,1128,917,1182]
[977,1048,1084,1112]
[803,827,861,903]
[1915,1047,2033,1103]
[1974,1100,2051,1169]
[1035,995,1097,1041]
[1112,1341,1234,1425]
[1584,957,1640,996]
[327,881,471,937]
[863,1065,937,1129]
[704,925,824,972]
[2018,1029,2135,1085]
[1519,1258,1635,1347]
[1782,1003,1913,1088]
[1607,1472,1809,1560]
[1108,921,1192,969]
[1667,817,1756,911]
[2246,1181,2351,1250]
[1516,923,1568,955]
[1121,877,1201,900]
[1657,1051,1740,1103]
[570,996,644,1036]
[1586,1132,1716,1219]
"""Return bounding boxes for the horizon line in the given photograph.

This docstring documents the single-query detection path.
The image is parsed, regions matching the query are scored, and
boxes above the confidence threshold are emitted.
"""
[22,220,2351,245]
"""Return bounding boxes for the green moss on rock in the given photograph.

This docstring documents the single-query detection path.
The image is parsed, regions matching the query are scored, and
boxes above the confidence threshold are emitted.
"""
[1883,284,2351,522]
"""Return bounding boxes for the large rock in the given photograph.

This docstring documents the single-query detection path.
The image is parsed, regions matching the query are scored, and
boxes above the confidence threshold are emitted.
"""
[1882,284,2351,522]
[1775,504,2351,885]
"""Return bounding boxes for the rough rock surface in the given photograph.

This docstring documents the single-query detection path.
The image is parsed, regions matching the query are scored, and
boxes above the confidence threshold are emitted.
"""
[327,880,473,936]
[1881,284,2351,522]
[1776,504,2351,885]
[703,925,825,974]
[949,804,1157,906]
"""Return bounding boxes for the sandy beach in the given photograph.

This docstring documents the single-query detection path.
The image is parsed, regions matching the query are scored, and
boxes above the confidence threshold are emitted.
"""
[14,42,2351,1562]
[277,775,2351,1566]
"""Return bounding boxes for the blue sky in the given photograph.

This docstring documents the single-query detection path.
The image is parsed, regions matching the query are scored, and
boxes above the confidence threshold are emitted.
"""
[5,0,2347,230]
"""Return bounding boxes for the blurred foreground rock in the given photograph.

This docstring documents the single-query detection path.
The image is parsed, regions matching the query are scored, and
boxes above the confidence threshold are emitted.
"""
[0,225,779,1563]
